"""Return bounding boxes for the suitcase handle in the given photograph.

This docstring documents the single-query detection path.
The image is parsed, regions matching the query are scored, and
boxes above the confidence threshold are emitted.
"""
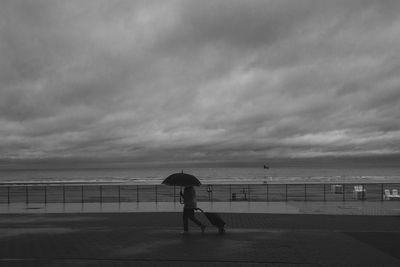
[195,208,204,213]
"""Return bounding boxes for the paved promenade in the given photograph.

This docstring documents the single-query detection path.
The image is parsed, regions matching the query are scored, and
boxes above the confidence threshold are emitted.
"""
[0,211,400,266]
[1,200,400,215]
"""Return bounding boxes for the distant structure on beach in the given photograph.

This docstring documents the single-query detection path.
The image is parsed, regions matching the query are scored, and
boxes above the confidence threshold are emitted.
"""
[263,165,269,169]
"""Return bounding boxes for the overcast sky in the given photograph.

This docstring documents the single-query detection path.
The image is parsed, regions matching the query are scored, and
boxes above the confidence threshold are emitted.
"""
[1,0,400,165]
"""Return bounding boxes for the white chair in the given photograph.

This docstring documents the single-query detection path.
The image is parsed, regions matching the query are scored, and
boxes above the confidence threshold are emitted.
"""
[383,189,393,200]
[391,189,400,200]
[332,184,343,194]
[353,185,366,200]
[353,186,359,198]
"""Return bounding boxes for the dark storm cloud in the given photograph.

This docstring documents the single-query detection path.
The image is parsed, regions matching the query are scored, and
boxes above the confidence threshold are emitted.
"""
[1,0,400,163]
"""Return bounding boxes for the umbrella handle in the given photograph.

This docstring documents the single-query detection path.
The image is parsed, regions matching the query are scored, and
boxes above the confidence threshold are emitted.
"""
[179,188,184,204]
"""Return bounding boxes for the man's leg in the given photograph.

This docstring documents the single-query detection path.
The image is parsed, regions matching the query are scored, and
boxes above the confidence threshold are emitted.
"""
[183,209,190,232]
[187,209,201,226]
[188,209,205,233]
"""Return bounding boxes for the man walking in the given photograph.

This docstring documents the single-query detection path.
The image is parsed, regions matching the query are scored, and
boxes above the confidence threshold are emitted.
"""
[180,186,206,234]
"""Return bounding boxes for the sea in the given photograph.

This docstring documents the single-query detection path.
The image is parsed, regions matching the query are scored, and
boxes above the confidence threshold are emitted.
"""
[0,166,399,185]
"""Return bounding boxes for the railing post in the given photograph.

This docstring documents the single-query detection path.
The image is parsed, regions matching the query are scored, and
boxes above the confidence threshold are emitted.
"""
[44,186,47,204]
[7,186,10,204]
[136,185,139,202]
[362,183,365,201]
[100,185,103,203]
[118,185,121,203]
[174,185,176,203]
[323,184,326,201]
[266,184,269,202]
[247,184,250,202]
[81,185,84,204]
[285,184,288,201]
[342,184,345,201]
[26,185,29,204]
[304,184,307,201]
[229,184,232,202]
[155,185,158,203]
[381,183,384,201]
[63,185,66,203]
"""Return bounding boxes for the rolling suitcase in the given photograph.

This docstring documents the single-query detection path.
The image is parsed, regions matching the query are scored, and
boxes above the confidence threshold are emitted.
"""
[197,208,226,234]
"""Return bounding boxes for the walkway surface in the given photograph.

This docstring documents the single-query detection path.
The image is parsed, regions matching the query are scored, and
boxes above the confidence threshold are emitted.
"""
[1,200,400,215]
[0,212,400,266]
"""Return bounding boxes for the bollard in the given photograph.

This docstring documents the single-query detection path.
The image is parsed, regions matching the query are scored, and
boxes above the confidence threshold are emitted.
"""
[207,185,213,202]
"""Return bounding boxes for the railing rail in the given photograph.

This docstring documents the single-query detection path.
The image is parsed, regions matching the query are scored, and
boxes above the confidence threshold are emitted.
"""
[0,182,399,204]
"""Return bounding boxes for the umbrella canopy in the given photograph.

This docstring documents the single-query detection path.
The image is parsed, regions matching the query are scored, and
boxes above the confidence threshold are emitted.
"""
[162,172,201,187]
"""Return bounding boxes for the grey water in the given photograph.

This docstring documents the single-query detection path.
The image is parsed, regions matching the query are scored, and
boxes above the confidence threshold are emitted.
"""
[0,166,399,184]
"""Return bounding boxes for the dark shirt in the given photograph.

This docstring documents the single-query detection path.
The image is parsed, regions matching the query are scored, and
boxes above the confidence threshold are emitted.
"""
[182,187,197,209]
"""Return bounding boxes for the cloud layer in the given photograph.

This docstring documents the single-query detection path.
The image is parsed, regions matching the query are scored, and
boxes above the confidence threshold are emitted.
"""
[1,0,400,164]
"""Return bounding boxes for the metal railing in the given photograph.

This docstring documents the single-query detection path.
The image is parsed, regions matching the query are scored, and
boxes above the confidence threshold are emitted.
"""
[0,182,399,204]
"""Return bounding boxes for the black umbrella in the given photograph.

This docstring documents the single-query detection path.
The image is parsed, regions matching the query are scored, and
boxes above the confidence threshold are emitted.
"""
[162,171,201,187]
